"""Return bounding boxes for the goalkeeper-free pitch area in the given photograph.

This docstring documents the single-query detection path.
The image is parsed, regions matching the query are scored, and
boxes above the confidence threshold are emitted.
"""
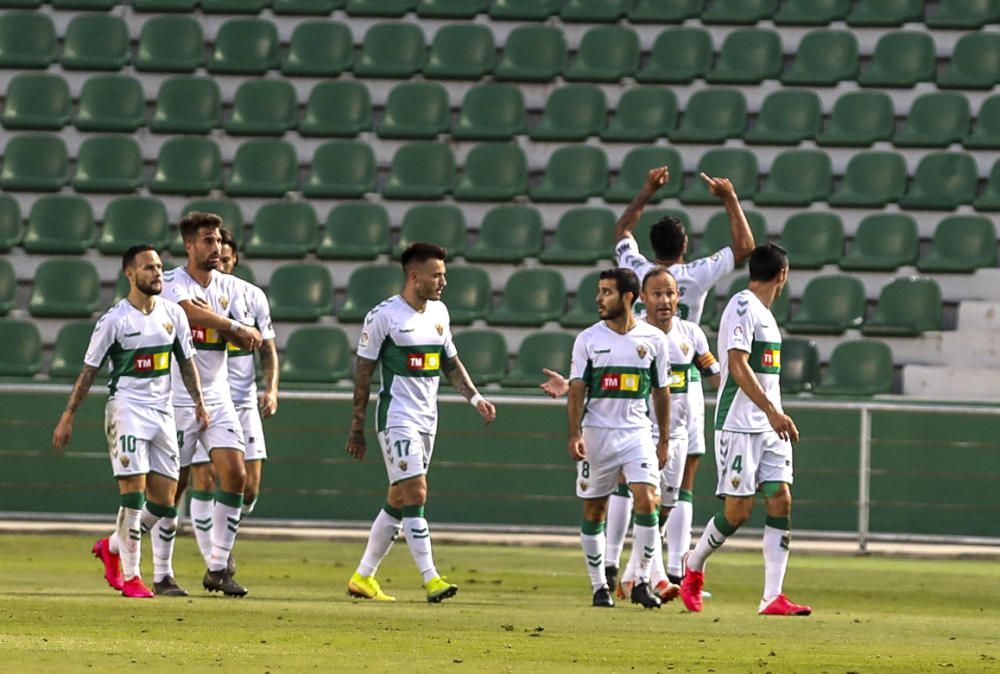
[0,534,997,673]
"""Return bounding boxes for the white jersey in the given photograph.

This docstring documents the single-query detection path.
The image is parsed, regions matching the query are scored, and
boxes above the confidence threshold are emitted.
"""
[226,276,276,407]
[648,318,720,440]
[358,295,458,434]
[715,290,783,433]
[570,320,670,431]
[162,266,245,407]
[84,297,196,410]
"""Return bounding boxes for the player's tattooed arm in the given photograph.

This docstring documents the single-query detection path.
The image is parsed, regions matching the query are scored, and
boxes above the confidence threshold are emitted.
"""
[52,365,99,450]
[614,166,670,243]
[347,357,377,460]
[178,355,210,431]
[258,339,279,417]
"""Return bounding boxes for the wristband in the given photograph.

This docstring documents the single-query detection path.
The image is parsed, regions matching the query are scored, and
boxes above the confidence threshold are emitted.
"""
[229,319,242,334]
[470,393,486,408]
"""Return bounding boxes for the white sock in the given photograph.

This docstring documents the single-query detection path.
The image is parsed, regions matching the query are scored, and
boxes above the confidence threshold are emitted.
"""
[631,511,659,584]
[189,491,215,566]
[687,513,739,573]
[763,517,791,602]
[604,489,632,569]
[580,521,607,592]
[116,505,143,581]
[651,508,669,585]
[108,530,121,555]
[241,498,256,519]
[151,514,178,582]
[208,491,243,572]
[666,497,693,579]
[402,506,438,583]
[357,504,403,577]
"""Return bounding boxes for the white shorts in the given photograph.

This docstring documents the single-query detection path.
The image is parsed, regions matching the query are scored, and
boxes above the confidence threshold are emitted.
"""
[658,435,688,508]
[714,429,794,498]
[379,426,435,485]
[104,400,180,480]
[237,405,267,462]
[686,383,707,456]
[175,402,245,467]
[577,427,659,499]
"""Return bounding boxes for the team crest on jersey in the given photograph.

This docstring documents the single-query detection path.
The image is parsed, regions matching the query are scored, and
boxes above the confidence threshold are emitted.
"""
[120,454,130,468]
[359,332,369,348]
[219,295,229,311]
[636,345,648,359]
[579,480,588,492]
[731,475,741,488]
[681,342,690,355]
[435,323,444,336]
[163,321,174,335]
[398,460,408,471]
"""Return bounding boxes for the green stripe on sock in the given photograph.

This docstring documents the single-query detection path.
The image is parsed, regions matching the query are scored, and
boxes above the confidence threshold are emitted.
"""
[166,506,178,518]
[580,519,606,536]
[713,512,739,537]
[633,511,658,527]
[145,500,172,518]
[402,505,425,519]
[120,491,144,509]
[382,502,403,520]
[679,489,694,503]
[613,483,630,497]
[765,515,791,530]
[216,490,244,509]
[658,507,669,527]
[189,490,214,502]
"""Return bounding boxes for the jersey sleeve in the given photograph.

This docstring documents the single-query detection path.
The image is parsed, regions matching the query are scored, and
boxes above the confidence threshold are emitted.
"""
[171,303,198,362]
[724,297,757,355]
[691,247,736,289]
[83,310,117,369]
[249,286,276,341]
[569,332,589,382]
[357,308,389,361]
[163,274,194,305]
[692,324,721,376]
[651,331,671,389]
[614,236,657,284]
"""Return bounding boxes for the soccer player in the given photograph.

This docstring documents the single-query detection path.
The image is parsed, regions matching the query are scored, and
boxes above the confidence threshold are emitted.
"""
[679,244,811,617]
[162,212,262,597]
[52,245,209,598]
[346,242,496,603]
[567,267,670,609]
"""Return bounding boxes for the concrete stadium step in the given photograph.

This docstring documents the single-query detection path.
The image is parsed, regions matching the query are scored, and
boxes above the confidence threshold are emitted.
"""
[903,364,1000,402]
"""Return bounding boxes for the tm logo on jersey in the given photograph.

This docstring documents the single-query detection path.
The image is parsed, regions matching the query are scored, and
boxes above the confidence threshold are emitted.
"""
[407,353,440,371]
[134,352,169,372]
[761,348,781,369]
[190,326,221,344]
[601,373,640,392]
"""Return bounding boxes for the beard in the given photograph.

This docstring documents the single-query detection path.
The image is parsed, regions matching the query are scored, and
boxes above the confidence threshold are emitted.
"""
[136,279,161,296]
[599,302,625,321]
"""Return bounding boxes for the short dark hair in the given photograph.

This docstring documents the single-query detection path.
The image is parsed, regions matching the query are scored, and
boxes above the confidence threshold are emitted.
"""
[122,244,156,271]
[749,243,789,282]
[640,265,675,291]
[649,215,686,260]
[220,228,239,265]
[179,211,222,242]
[599,267,641,306]
[400,241,447,270]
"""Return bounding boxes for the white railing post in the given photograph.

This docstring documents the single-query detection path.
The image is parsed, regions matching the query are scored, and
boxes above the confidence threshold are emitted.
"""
[858,406,872,554]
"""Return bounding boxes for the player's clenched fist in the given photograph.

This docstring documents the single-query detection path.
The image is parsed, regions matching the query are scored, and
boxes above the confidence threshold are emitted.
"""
[645,166,670,191]
[346,428,366,460]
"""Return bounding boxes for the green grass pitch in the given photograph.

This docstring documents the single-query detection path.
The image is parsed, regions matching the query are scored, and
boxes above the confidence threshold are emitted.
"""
[0,534,998,672]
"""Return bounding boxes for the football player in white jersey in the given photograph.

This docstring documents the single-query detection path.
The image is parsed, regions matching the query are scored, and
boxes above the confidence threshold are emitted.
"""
[162,211,262,597]
[680,244,811,617]
[346,242,497,603]
[53,245,209,598]
[567,267,671,609]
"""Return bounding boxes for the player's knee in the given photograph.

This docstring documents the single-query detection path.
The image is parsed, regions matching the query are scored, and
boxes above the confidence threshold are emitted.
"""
[243,487,258,504]
[630,486,657,514]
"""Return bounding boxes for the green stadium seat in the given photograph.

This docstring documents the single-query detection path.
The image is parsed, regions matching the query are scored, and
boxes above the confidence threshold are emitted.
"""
[302,140,376,199]
[863,277,943,337]
[317,203,390,260]
[150,77,221,134]
[465,206,543,263]
[73,136,142,194]
[424,24,495,80]
[539,208,615,265]
[0,320,42,377]
[847,0,925,26]
[840,214,919,271]
[273,0,342,12]
[208,19,279,75]
[973,160,1000,211]
[786,275,866,335]
[501,332,574,388]
[0,258,14,316]
[698,286,721,331]
[0,195,22,252]
[135,16,203,73]
[605,147,682,203]
[722,276,791,327]
[282,20,352,77]
[394,204,466,259]
[202,0,268,12]
[29,259,101,318]
[529,85,606,141]
[964,96,1000,149]
[339,264,404,323]
[938,33,1000,90]
[564,25,640,82]
[635,27,712,84]
[0,11,55,68]
[628,0,704,22]
[280,326,351,384]
[454,143,528,202]
[814,340,894,396]
[602,87,677,143]
[226,140,299,198]
[267,263,334,322]
[895,93,971,148]
[74,75,145,133]
[858,32,936,88]
[561,0,629,21]
[780,212,843,269]
[488,0,559,20]
[182,199,244,247]
[441,267,491,325]
[417,0,487,18]
[817,91,895,147]
[632,208,692,262]
[681,149,759,205]
[452,83,526,141]
[706,28,782,84]
[702,0,778,24]
[774,0,850,25]
[299,81,372,137]
[49,321,100,380]
[97,197,170,255]
[779,338,820,394]
[668,89,746,143]
[450,330,507,385]
[377,82,450,139]
[494,25,565,82]
[23,195,94,254]
[225,79,296,136]
[927,0,1000,28]
[755,150,833,207]
[899,152,977,211]
[829,152,907,207]
[53,0,120,6]
[150,137,222,196]
[62,14,128,71]
[0,134,68,192]
[111,270,130,305]
[346,0,414,15]
[744,90,822,145]
[918,216,998,273]
[134,0,196,9]
[781,30,859,86]
[529,146,608,203]
[0,0,42,6]
[2,73,70,130]
[245,202,318,259]
[691,210,768,262]
[561,271,601,329]
[383,143,455,200]
[489,269,566,327]
[353,22,426,78]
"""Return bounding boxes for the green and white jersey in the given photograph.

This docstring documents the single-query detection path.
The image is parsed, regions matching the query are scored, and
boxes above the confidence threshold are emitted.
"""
[570,320,670,431]
[650,318,719,440]
[715,289,783,433]
[358,295,457,434]
[226,276,276,407]
[84,298,196,409]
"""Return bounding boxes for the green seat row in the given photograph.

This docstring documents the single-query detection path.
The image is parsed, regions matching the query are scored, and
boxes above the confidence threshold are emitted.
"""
[780,338,896,397]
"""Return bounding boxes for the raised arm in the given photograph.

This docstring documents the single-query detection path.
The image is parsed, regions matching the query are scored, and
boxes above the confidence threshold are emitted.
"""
[258,338,279,417]
[700,173,755,264]
[727,350,798,442]
[52,365,100,450]
[442,355,496,425]
[614,166,670,243]
[346,356,378,460]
